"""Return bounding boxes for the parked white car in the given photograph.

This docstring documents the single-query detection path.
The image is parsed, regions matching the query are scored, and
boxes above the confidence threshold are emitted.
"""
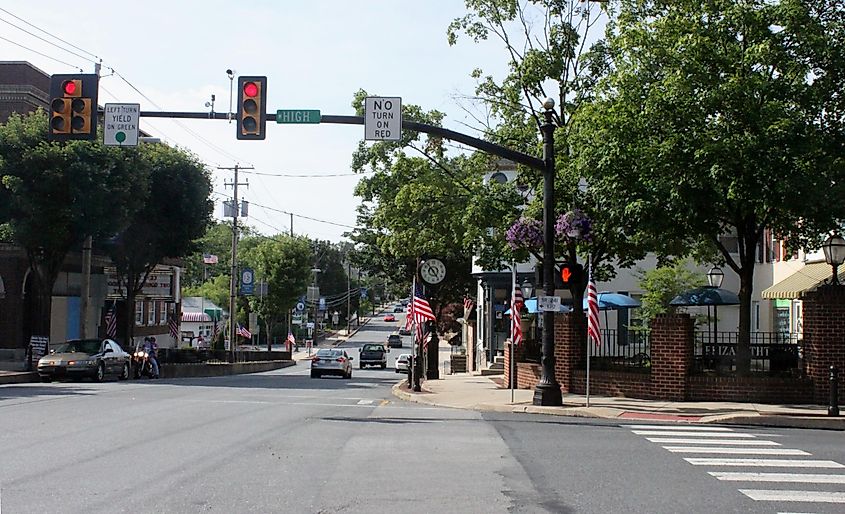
[395,353,412,373]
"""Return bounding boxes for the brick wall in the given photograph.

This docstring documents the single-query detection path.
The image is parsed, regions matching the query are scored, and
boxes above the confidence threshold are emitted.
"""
[688,375,814,404]
[571,370,652,398]
[650,313,693,401]
[553,313,584,393]
[801,285,845,403]
[516,362,542,389]
[504,341,527,388]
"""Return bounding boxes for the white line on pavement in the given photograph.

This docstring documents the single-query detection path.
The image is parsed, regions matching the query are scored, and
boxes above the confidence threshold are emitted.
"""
[647,438,780,446]
[664,447,809,455]
[739,489,845,503]
[624,425,734,431]
[710,472,845,484]
[685,459,845,468]
[633,430,757,438]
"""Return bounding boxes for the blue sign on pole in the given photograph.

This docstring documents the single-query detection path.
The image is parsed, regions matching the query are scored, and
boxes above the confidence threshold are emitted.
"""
[360,287,368,299]
[240,267,255,296]
[319,297,326,311]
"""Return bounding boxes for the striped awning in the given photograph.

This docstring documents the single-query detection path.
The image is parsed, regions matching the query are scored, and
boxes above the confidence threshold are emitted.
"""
[182,311,212,322]
[761,262,845,299]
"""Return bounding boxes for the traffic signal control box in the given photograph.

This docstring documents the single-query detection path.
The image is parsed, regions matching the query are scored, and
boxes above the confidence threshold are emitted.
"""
[48,74,98,141]
[237,76,267,140]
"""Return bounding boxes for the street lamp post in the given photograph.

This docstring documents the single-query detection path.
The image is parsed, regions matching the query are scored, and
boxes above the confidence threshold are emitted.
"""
[822,234,845,285]
[533,98,563,407]
[706,266,724,344]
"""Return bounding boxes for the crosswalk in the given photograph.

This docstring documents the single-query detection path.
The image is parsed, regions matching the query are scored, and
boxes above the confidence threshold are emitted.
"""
[625,424,845,509]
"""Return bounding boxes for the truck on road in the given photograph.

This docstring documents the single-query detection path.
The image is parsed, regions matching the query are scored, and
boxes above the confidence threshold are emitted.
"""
[359,344,387,369]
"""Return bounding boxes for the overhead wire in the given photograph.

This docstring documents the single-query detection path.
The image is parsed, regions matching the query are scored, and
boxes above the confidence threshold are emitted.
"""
[0,15,97,65]
[0,35,82,70]
[0,7,99,60]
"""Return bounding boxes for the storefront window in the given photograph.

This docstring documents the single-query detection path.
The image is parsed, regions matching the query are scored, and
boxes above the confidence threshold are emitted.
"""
[135,301,144,325]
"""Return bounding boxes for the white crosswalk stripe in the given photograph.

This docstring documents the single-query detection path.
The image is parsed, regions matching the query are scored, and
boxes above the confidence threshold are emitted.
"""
[646,437,780,445]
[626,423,845,509]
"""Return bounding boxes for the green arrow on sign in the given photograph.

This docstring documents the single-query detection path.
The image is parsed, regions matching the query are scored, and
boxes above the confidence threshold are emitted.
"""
[276,109,321,124]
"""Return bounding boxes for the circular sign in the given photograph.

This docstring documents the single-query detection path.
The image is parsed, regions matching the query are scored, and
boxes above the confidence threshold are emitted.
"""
[296,302,305,312]
[241,269,254,285]
[420,258,446,285]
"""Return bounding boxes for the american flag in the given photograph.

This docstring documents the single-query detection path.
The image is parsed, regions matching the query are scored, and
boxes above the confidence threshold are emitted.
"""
[286,330,296,345]
[587,260,601,346]
[511,286,524,346]
[202,253,218,265]
[412,283,436,348]
[237,323,252,339]
[105,302,117,339]
[169,313,179,339]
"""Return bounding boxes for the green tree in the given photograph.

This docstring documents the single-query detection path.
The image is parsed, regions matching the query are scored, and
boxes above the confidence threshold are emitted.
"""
[241,235,312,346]
[634,261,706,328]
[572,0,845,372]
[105,142,213,344]
[0,111,144,338]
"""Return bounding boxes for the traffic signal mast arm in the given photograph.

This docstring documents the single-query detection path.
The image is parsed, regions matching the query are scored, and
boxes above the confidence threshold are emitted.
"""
[126,111,545,171]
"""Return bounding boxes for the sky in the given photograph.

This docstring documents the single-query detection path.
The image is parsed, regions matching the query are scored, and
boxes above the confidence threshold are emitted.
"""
[0,1,522,242]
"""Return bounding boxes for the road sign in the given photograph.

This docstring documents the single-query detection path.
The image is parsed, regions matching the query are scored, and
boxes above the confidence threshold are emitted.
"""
[364,97,401,141]
[319,297,326,311]
[292,315,303,325]
[103,103,140,146]
[276,109,320,124]
[296,301,305,312]
[537,296,561,312]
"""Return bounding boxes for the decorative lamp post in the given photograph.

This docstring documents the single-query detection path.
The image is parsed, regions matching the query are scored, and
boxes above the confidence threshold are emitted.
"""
[707,266,724,288]
[521,279,533,299]
[822,234,845,285]
[533,97,563,407]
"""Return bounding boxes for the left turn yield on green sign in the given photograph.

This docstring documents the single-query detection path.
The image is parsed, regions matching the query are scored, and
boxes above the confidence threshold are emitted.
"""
[104,103,140,146]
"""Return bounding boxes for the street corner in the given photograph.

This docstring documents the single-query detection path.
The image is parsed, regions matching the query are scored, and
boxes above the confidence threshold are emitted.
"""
[700,412,845,431]
[391,379,437,405]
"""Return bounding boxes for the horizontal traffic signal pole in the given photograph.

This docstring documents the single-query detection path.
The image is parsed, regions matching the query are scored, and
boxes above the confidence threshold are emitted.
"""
[123,110,545,171]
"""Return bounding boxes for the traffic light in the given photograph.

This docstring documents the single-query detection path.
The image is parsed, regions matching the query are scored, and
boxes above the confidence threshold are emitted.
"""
[48,74,98,141]
[236,76,267,140]
[558,262,583,287]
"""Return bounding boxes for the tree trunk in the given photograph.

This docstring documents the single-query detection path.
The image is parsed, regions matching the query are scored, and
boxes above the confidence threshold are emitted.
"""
[27,257,62,340]
[735,232,758,375]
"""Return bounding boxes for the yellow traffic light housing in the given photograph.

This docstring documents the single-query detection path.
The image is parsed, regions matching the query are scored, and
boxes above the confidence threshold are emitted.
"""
[237,76,267,140]
[48,74,98,141]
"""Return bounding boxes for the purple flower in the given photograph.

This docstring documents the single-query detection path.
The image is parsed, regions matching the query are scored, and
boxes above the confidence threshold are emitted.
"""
[555,209,592,242]
[506,217,544,250]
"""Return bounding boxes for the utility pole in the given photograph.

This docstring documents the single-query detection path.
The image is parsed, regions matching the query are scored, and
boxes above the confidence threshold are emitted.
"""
[290,213,294,237]
[220,163,251,362]
[346,261,351,336]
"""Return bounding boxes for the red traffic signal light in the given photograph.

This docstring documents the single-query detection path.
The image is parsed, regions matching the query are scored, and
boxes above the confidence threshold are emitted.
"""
[237,76,267,140]
[48,74,98,141]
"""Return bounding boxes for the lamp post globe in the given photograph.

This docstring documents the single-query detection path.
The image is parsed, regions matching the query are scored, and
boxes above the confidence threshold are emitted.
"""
[707,266,724,288]
[822,234,845,285]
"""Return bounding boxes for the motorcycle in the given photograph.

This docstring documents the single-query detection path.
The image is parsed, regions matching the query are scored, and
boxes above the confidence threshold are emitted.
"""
[132,344,158,379]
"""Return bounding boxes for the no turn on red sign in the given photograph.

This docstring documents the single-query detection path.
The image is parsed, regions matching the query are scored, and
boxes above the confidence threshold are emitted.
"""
[364,97,401,141]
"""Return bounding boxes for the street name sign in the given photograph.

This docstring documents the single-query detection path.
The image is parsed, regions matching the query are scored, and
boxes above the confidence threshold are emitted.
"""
[537,295,561,312]
[104,103,140,146]
[364,97,401,141]
[276,109,321,124]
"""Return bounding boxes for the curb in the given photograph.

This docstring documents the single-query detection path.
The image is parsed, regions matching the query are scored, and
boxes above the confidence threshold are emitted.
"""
[389,381,845,430]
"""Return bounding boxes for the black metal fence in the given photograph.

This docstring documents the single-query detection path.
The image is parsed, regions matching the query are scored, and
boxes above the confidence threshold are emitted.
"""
[158,348,291,364]
[586,329,651,371]
[692,331,802,375]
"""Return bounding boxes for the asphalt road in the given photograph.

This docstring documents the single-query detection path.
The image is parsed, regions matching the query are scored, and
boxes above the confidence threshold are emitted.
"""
[1,311,843,513]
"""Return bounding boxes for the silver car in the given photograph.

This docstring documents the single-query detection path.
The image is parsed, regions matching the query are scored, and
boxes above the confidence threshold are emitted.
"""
[37,339,131,382]
[310,349,353,379]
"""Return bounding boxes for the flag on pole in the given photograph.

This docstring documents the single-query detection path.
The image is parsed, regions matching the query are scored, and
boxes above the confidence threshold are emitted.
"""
[105,301,117,339]
[587,261,601,346]
[412,283,436,349]
[237,323,252,339]
[169,313,179,339]
[512,285,524,346]
[202,253,218,264]
[286,330,296,346]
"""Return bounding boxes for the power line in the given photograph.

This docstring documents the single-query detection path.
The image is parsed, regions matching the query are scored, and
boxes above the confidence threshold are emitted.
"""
[241,170,374,178]
[0,35,82,70]
[0,15,97,65]
[0,7,100,60]
[249,200,358,230]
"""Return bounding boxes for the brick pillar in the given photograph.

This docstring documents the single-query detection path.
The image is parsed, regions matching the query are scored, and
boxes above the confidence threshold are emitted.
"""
[505,341,526,388]
[650,313,694,401]
[553,313,585,393]
[801,285,845,403]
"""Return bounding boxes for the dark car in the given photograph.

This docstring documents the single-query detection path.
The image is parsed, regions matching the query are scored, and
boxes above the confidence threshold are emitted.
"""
[359,343,388,369]
[387,334,402,348]
[393,306,404,312]
[398,327,411,336]
[37,339,131,382]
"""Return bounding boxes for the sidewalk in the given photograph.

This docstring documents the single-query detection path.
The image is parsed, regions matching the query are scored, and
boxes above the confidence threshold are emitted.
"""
[392,343,844,431]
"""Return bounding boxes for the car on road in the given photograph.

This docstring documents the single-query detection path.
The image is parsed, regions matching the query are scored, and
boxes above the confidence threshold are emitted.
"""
[37,339,131,382]
[387,334,402,348]
[310,349,353,379]
[359,343,388,369]
[395,353,411,373]
[393,305,404,312]
[383,314,396,322]
[398,327,411,336]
